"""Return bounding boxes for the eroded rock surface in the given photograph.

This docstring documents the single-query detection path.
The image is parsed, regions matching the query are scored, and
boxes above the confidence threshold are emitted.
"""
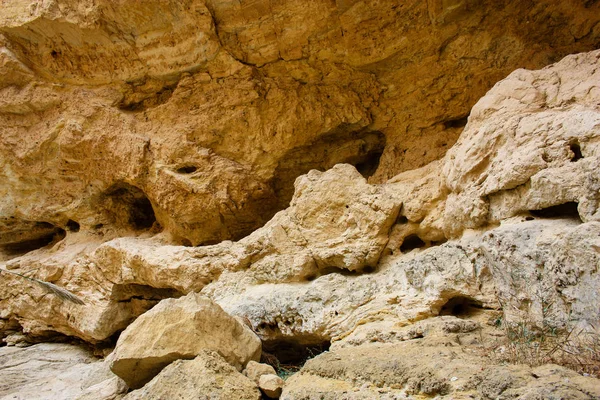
[1,2,600,399]
[282,321,600,400]
[1,0,599,247]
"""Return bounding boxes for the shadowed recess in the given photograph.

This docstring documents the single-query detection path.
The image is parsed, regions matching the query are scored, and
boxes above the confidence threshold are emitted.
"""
[271,126,386,209]
[0,222,66,258]
[261,339,331,379]
[101,183,157,230]
[439,296,484,318]
[529,202,580,221]
[400,234,427,253]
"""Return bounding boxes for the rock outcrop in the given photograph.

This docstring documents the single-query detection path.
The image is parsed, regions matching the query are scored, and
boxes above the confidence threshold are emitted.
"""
[109,293,261,389]
[282,319,600,399]
[1,1,600,398]
[1,0,599,247]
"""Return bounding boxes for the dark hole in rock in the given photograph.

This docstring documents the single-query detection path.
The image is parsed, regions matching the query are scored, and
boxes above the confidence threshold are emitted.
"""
[354,149,384,178]
[311,265,378,280]
[66,219,80,232]
[271,127,386,210]
[50,50,58,58]
[430,238,448,247]
[361,265,376,274]
[102,183,157,230]
[440,296,483,318]
[569,141,583,162]
[1,225,66,257]
[110,284,183,302]
[529,202,580,220]
[262,339,331,378]
[443,115,469,129]
[400,234,426,253]
[176,165,197,174]
[525,216,535,221]
[396,215,409,224]
[118,82,178,112]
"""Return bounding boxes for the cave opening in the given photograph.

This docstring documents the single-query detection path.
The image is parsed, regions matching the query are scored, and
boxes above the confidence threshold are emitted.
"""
[400,234,427,253]
[176,165,198,174]
[0,223,66,257]
[66,219,80,232]
[529,202,580,220]
[569,141,583,162]
[443,114,469,129]
[261,339,331,379]
[271,127,386,210]
[102,183,157,230]
[439,296,483,318]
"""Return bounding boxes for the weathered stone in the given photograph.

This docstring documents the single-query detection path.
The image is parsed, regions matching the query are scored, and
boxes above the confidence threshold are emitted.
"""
[443,50,600,237]
[123,350,261,400]
[282,331,600,400]
[1,0,599,248]
[0,343,126,400]
[110,292,261,389]
[0,164,400,342]
[259,374,284,399]
[244,360,277,384]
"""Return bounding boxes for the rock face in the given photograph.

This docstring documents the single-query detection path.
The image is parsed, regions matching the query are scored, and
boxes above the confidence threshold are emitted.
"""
[1,2,600,399]
[110,293,261,389]
[1,0,599,247]
[123,350,261,400]
[0,343,126,400]
[281,318,600,400]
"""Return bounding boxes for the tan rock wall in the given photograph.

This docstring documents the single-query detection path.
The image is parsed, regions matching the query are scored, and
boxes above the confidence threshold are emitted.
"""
[1,0,599,245]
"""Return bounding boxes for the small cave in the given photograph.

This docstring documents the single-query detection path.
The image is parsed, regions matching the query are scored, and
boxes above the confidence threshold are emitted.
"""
[396,215,409,224]
[270,127,386,209]
[529,202,580,221]
[176,165,198,174]
[101,183,157,231]
[439,296,483,319]
[569,141,583,162]
[443,114,469,129]
[1,223,66,257]
[313,264,378,280]
[354,148,384,178]
[400,234,427,253]
[261,339,331,378]
[117,81,178,112]
[66,219,80,232]
[110,284,183,302]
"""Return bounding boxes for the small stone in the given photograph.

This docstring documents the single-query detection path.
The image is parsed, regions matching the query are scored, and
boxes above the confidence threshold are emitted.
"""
[258,374,284,399]
[244,360,277,383]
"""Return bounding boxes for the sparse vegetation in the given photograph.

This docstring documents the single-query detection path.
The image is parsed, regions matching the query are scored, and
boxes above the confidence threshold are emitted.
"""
[490,318,600,378]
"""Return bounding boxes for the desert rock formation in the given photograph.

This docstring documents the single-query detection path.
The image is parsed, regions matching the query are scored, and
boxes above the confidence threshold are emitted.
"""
[1,0,600,398]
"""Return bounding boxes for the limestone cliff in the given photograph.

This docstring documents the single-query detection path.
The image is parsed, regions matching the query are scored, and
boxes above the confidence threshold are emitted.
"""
[1,1,600,399]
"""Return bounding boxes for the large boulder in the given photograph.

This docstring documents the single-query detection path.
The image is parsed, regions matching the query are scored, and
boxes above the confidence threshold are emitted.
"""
[123,350,261,400]
[110,292,261,389]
